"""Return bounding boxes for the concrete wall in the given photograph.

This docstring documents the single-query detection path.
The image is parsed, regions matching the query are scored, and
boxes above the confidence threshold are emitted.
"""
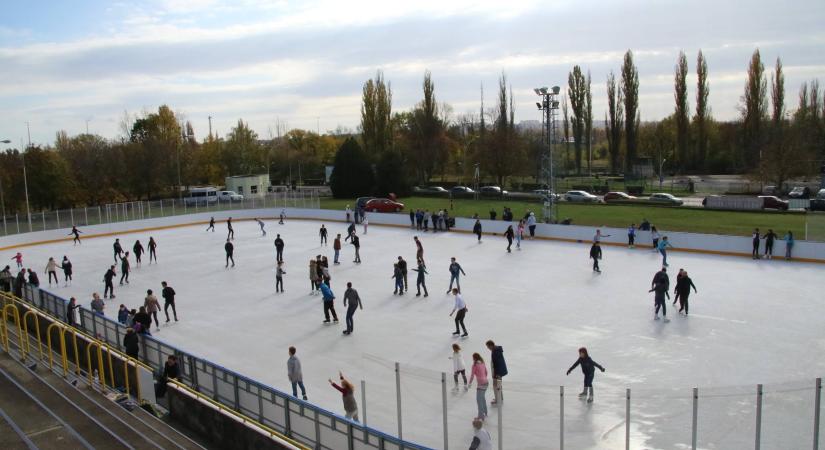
[1,207,823,262]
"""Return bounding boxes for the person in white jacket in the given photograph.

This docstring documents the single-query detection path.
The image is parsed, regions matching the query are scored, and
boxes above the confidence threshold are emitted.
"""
[469,418,493,450]
[287,346,307,400]
[450,343,468,390]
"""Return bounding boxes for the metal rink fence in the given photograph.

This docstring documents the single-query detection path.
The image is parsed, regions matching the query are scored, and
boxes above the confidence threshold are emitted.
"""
[15,283,431,450]
[0,190,322,237]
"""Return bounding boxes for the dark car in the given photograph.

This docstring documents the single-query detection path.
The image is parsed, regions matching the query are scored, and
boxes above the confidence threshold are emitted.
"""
[788,186,811,199]
[603,191,637,203]
[365,198,405,213]
[449,186,475,197]
[355,197,375,210]
[759,196,789,211]
[414,186,449,196]
[479,186,508,197]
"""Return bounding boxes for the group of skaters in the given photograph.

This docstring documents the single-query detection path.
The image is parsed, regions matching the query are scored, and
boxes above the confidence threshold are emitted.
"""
[1,254,74,298]
[751,228,795,260]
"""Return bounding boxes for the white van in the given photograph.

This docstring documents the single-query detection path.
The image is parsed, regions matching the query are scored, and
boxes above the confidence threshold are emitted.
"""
[184,187,218,206]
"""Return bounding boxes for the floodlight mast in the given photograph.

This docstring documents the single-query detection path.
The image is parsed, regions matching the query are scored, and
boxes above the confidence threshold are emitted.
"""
[535,85,560,223]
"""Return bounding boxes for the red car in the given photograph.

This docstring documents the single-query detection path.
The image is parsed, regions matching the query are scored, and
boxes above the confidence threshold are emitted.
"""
[364,198,405,213]
[603,191,637,203]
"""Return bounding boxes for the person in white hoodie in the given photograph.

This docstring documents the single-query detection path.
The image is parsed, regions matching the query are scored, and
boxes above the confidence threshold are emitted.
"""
[449,343,468,390]
[469,418,493,450]
[44,257,59,286]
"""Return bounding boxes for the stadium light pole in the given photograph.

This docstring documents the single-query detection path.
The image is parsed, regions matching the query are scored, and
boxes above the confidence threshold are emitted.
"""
[535,86,561,223]
[0,139,10,233]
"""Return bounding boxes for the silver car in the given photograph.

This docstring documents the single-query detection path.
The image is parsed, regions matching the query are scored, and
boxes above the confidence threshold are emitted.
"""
[563,190,599,202]
[648,193,684,206]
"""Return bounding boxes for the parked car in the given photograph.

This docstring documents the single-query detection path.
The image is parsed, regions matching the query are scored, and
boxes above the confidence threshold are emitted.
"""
[365,198,405,213]
[761,185,779,196]
[788,186,811,199]
[414,186,448,195]
[449,186,475,197]
[532,189,560,201]
[603,191,637,203]
[479,186,508,197]
[809,189,825,211]
[563,190,599,202]
[356,197,376,210]
[759,195,789,211]
[184,187,218,206]
[648,193,684,206]
[218,190,244,202]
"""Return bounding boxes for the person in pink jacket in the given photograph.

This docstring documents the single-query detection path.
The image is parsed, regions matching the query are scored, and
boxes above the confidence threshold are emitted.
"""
[467,352,489,420]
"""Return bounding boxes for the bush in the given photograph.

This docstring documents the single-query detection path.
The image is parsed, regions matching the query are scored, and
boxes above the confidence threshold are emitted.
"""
[330,138,375,198]
[375,150,410,197]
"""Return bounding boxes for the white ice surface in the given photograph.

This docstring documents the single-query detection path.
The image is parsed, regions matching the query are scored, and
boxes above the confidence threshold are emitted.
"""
[11,218,825,449]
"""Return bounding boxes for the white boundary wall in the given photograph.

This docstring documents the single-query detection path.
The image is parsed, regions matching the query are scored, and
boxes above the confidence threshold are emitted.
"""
[2,208,823,262]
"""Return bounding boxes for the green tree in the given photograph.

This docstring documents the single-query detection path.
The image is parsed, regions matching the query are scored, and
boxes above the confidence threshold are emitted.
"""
[225,119,264,175]
[568,66,587,174]
[584,71,593,174]
[621,50,640,173]
[605,71,623,173]
[674,51,690,172]
[375,150,410,197]
[406,70,448,183]
[330,138,374,198]
[740,49,768,171]
[693,50,710,171]
[482,73,520,186]
[360,71,393,157]
[128,105,182,198]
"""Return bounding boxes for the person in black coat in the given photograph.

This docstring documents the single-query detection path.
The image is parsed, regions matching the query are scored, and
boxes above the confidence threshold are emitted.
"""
[566,347,605,403]
[156,355,179,398]
[27,268,40,287]
[133,306,152,335]
[225,239,235,268]
[14,270,26,297]
[397,256,408,292]
[123,328,139,359]
[504,226,514,253]
[486,340,508,405]
[473,220,482,242]
[103,265,116,299]
[589,242,602,273]
[674,270,698,315]
[113,238,123,262]
[133,240,144,266]
[274,235,285,263]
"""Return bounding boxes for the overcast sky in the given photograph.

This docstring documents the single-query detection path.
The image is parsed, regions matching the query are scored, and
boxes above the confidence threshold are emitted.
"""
[1,0,823,146]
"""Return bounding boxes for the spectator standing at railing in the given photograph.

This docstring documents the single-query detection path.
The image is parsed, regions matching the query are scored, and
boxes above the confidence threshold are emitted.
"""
[69,226,82,245]
[148,237,158,264]
[783,231,794,260]
[103,265,116,299]
[123,328,139,359]
[287,346,307,400]
[61,256,73,287]
[155,355,179,398]
[117,304,129,324]
[66,297,79,326]
[751,228,761,259]
[409,210,415,228]
[27,268,40,288]
[329,371,358,421]
[14,270,25,297]
[763,229,778,260]
[0,265,12,292]
[133,240,144,267]
[113,238,123,262]
[133,306,151,335]
[44,257,59,286]
[526,212,537,238]
[90,293,105,316]
[628,224,636,248]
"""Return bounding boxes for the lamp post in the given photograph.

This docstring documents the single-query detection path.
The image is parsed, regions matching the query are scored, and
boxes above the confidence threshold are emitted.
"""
[0,139,10,234]
[535,86,561,223]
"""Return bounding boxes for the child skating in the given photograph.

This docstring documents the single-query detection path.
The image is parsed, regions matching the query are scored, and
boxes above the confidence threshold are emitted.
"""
[627,223,636,248]
[504,225,514,252]
[449,343,468,391]
[11,252,23,269]
[392,263,404,295]
[566,347,605,403]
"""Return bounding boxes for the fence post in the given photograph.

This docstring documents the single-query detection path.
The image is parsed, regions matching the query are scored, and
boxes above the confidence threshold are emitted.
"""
[692,387,698,450]
[497,389,503,450]
[441,372,448,450]
[172,200,176,216]
[361,379,367,441]
[755,384,763,450]
[56,210,60,228]
[42,211,46,230]
[395,361,402,440]
[814,378,820,450]
[560,386,564,450]
[625,388,631,450]
[70,208,74,226]
[84,207,88,225]
[16,214,19,233]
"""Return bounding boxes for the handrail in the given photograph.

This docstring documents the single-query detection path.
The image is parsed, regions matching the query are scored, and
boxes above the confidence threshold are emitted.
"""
[2,304,22,357]
[85,340,106,391]
[22,310,43,361]
[167,379,311,450]
[46,322,68,375]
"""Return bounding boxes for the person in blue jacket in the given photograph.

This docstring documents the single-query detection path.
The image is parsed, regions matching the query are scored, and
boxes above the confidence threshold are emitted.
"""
[319,282,338,323]
[565,347,605,403]
[486,340,508,406]
[657,236,673,267]
[446,257,466,293]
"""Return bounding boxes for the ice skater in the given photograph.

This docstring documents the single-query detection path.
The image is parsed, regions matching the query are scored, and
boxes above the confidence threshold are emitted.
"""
[392,263,404,294]
[287,347,307,400]
[161,281,178,322]
[449,344,468,390]
[133,240,144,267]
[279,209,286,224]
[227,217,234,240]
[674,270,697,315]
[60,256,72,286]
[414,236,424,262]
[119,252,130,285]
[103,265,116,299]
[763,228,777,259]
[469,418,493,450]
[651,226,660,251]
[319,281,338,323]
[467,353,488,420]
[206,216,215,232]
[447,257,466,293]
[657,236,673,267]
[526,212,537,238]
[565,347,605,403]
[319,224,328,245]
[397,256,408,292]
[329,372,358,421]
[144,289,161,331]
[590,241,602,273]
[69,226,82,245]
[345,222,356,241]
[516,220,525,250]
[343,282,362,335]
[309,260,320,294]
[333,234,342,264]
[783,231,794,260]
[224,239,235,268]
[274,261,286,293]
[44,257,58,286]
[650,267,671,322]
[473,219,482,242]
[345,205,352,223]
[113,238,124,262]
[672,269,685,306]
[274,234,285,263]
[504,225,514,252]
[486,340,508,405]
[628,223,636,248]
[449,288,468,337]
[752,228,760,259]
[255,218,267,236]
[351,233,361,264]
[148,237,158,263]
[11,252,23,269]
[593,229,610,243]
[412,259,428,297]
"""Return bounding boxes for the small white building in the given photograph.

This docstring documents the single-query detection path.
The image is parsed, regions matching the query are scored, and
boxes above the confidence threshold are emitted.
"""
[225,174,271,197]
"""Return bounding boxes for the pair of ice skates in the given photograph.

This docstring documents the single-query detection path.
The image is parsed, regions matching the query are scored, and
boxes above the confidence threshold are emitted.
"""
[579,387,595,403]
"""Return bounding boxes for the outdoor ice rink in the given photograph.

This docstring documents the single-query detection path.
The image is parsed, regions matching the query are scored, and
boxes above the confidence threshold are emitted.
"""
[14,217,825,449]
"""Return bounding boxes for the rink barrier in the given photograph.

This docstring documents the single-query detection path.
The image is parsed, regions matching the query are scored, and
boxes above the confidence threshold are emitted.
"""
[11,283,432,450]
[3,206,825,263]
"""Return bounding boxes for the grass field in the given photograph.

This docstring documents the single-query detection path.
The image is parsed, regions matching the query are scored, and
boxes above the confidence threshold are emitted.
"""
[320,196,809,238]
